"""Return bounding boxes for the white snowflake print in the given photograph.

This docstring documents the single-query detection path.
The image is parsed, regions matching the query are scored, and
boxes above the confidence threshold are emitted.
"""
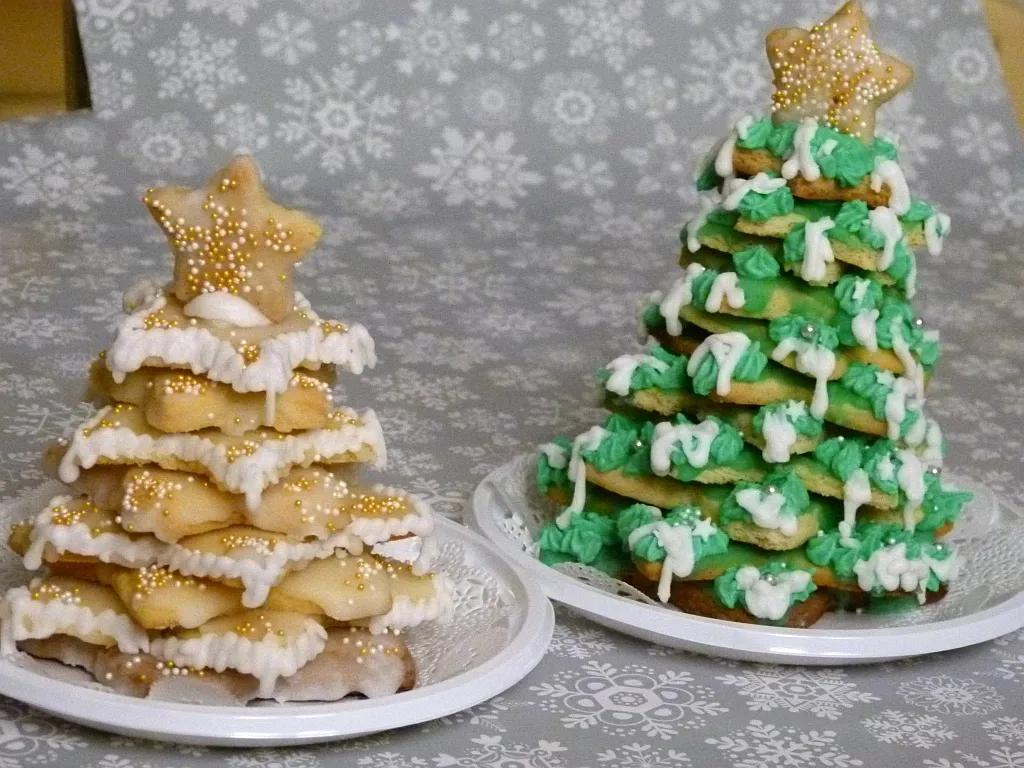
[546,621,616,659]
[622,121,706,201]
[486,12,546,71]
[226,750,321,767]
[864,0,942,29]
[212,103,270,154]
[707,720,863,768]
[862,710,957,749]
[875,93,942,183]
[388,331,503,372]
[258,11,317,66]
[956,166,1024,234]
[462,73,523,127]
[356,753,426,768]
[985,717,1024,746]
[295,0,361,19]
[926,29,1003,106]
[716,666,880,720]
[434,735,568,768]
[531,661,727,740]
[148,22,245,109]
[664,0,721,24]
[623,66,678,119]
[558,0,652,72]
[415,128,543,208]
[921,716,1024,768]
[185,0,259,24]
[75,0,171,56]
[0,146,121,212]
[898,675,1004,716]
[276,65,400,174]
[949,114,1012,164]
[336,171,428,219]
[43,119,106,155]
[385,0,481,84]
[596,742,690,767]
[116,113,210,175]
[85,62,135,120]
[532,71,620,145]
[554,153,614,198]
[556,199,667,248]
[405,88,450,128]
[680,25,766,119]
[0,699,87,767]
[337,20,384,63]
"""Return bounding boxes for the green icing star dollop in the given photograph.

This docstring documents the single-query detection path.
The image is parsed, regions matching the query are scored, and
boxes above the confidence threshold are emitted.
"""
[839,363,921,438]
[769,314,839,350]
[536,436,571,494]
[733,245,781,279]
[688,339,768,396]
[719,471,811,529]
[813,436,865,483]
[738,182,794,222]
[597,346,691,395]
[833,275,883,315]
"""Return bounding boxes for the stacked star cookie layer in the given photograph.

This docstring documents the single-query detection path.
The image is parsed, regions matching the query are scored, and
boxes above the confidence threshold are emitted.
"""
[535,1,970,627]
[0,157,451,703]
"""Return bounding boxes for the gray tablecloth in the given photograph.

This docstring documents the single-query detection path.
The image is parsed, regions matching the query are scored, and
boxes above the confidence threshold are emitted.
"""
[0,0,1022,764]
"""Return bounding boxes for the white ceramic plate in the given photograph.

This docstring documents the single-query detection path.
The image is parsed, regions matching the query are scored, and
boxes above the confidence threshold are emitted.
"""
[0,511,553,747]
[471,454,1024,665]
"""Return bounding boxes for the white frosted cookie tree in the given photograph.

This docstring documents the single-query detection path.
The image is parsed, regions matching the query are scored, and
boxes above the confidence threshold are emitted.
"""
[535,1,969,627]
[0,156,451,702]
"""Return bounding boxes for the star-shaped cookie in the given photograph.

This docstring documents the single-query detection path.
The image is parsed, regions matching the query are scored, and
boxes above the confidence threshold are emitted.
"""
[766,1,912,140]
[143,156,322,323]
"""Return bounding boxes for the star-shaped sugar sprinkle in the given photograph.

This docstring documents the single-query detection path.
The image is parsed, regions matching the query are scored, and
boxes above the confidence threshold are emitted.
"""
[766,0,912,140]
[143,156,322,323]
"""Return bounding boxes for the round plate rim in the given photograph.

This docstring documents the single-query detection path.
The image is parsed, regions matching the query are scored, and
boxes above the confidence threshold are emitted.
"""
[0,516,555,746]
[470,453,1024,664]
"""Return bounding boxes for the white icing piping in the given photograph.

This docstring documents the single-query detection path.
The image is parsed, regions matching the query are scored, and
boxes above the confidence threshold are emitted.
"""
[650,419,720,476]
[182,291,272,328]
[800,217,835,283]
[760,401,810,463]
[867,206,903,271]
[106,291,376,397]
[684,199,715,254]
[603,353,669,397]
[722,173,787,211]
[735,487,796,536]
[770,337,836,419]
[839,468,872,546]
[658,263,707,335]
[150,619,328,698]
[1,585,148,656]
[368,573,454,634]
[852,543,959,603]
[734,566,812,621]
[870,158,911,215]
[539,442,568,469]
[557,426,609,527]
[58,407,387,510]
[705,272,746,313]
[686,331,752,396]
[852,309,880,352]
[923,212,951,257]
[628,510,719,603]
[781,117,821,182]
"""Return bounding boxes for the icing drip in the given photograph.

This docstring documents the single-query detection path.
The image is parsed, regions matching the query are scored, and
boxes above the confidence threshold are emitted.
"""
[888,317,925,397]
[686,332,752,396]
[722,173,787,211]
[905,248,918,299]
[853,543,959,602]
[712,115,754,180]
[800,217,836,282]
[557,426,610,527]
[820,138,838,155]
[539,442,569,469]
[183,292,272,328]
[924,212,951,257]
[840,469,872,546]
[852,309,880,352]
[760,401,810,463]
[628,511,719,603]
[735,487,796,535]
[705,272,746,313]
[658,263,707,335]
[870,158,911,215]
[107,291,375,397]
[906,418,943,466]
[781,117,821,181]
[0,585,148,656]
[877,372,920,440]
[603,353,669,396]
[650,419,720,476]
[770,337,836,418]
[734,566,813,621]
[150,619,328,698]
[867,206,903,271]
[684,200,714,254]
[896,449,926,532]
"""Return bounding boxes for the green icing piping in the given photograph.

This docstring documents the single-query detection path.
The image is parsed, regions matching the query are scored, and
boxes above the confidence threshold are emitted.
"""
[689,340,768,396]
[769,314,840,350]
[733,245,781,279]
[536,436,571,494]
[719,471,812,529]
[738,183,794,222]
[752,401,823,439]
[597,346,692,394]
[713,561,818,614]
[617,504,729,564]
[839,363,921,438]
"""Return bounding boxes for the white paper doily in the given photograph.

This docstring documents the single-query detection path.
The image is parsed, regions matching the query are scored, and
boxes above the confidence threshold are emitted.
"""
[471,454,1024,665]
[0,482,553,746]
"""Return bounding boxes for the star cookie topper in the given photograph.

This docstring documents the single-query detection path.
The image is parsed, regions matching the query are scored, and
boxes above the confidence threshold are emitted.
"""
[766,1,913,140]
[143,156,322,323]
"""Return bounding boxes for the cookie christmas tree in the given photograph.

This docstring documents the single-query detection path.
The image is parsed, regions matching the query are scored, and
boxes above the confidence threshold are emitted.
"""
[535,1,970,627]
[0,157,451,702]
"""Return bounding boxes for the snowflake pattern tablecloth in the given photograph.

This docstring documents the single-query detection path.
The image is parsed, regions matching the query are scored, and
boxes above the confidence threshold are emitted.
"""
[0,0,1022,765]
